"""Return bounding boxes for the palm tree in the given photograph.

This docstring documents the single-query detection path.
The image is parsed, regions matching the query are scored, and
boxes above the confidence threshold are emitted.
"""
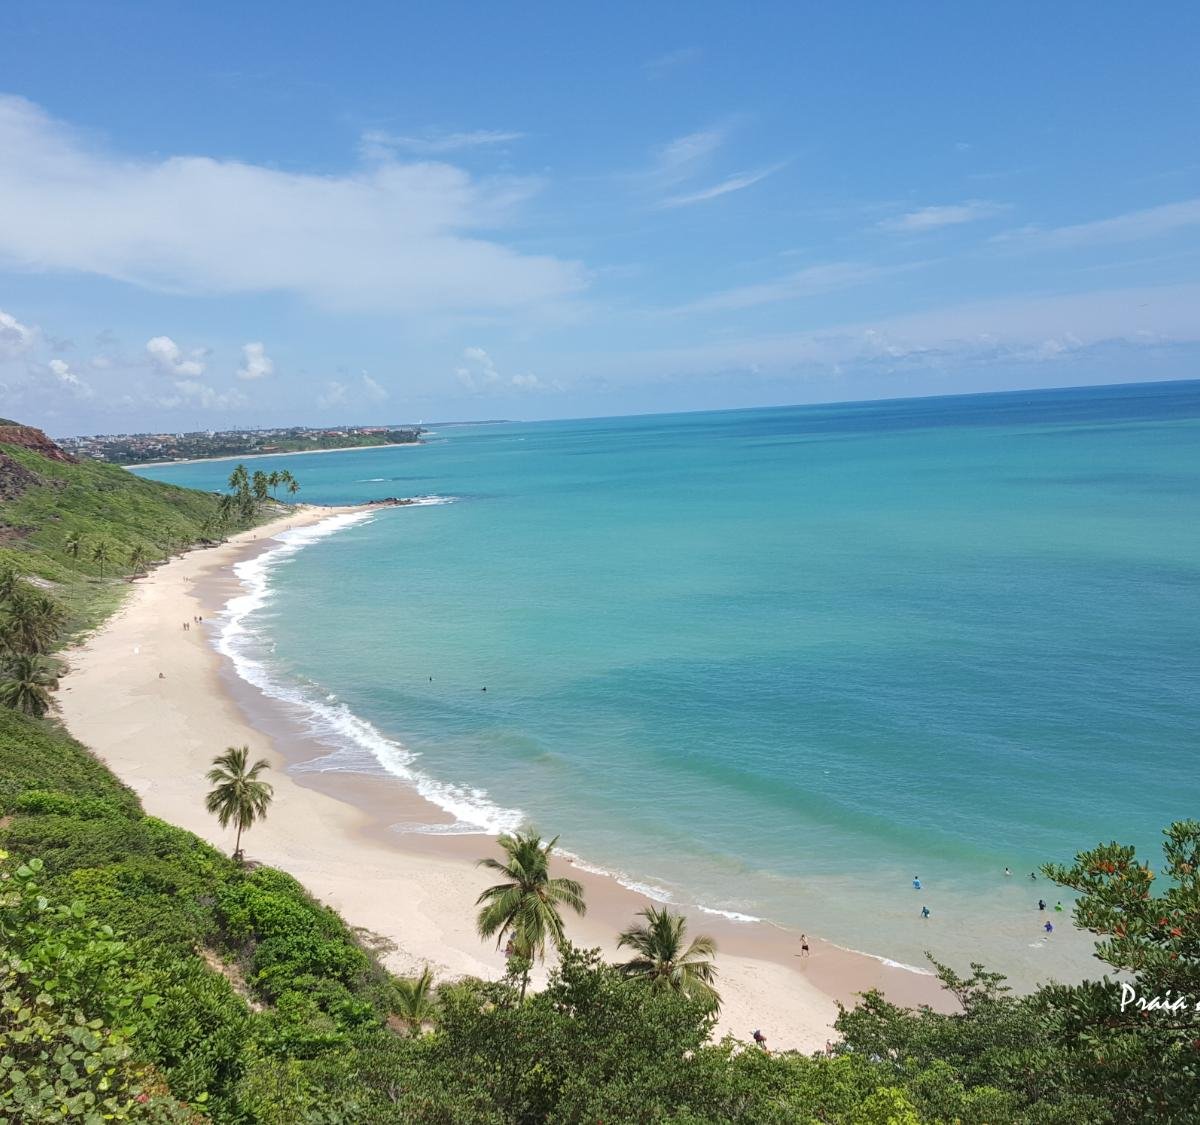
[64,534,82,562]
[476,832,585,998]
[0,653,59,718]
[129,545,149,576]
[91,539,111,578]
[0,567,20,603]
[204,745,274,859]
[281,470,299,501]
[252,470,269,503]
[392,966,439,1036]
[1,591,65,655]
[616,906,720,1010]
[217,493,237,524]
[268,470,281,499]
[227,464,250,493]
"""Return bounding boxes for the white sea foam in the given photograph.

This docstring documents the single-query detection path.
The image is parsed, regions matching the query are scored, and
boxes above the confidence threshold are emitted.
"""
[216,511,522,836]
[356,477,388,482]
[697,905,763,923]
[842,946,937,976]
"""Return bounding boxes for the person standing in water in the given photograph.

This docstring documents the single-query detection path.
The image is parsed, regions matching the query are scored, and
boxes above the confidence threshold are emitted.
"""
[912,876,921,890]
[1038,899,1046,911]
[921,905,931,919]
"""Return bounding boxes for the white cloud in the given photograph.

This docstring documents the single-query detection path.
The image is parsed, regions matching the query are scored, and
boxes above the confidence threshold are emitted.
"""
[667,261,922,314]
[644,46,704,78]
[659,164,784,209]
[0,308,37,358]
[236,341,274,381]
[881,200,1009,232]
[158,378,245,411]
[362,374,389,402]
[146,335,205,378]
[996,198,1200,249]
[653,128,727,185]
[48,358,84,386]
[316,373,389,410]
[0,96,584,316]
[568,282,1200,386]
[362,129,525,157]
[317,380,348,409]
[454,346,554,393]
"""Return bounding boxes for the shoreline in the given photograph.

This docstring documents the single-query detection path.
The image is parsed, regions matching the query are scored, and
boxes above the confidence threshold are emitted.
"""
[124,441,423,470]
[57,505,949,1052]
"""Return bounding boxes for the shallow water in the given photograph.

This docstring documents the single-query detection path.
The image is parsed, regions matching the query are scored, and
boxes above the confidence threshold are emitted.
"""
[137,381,1200,984]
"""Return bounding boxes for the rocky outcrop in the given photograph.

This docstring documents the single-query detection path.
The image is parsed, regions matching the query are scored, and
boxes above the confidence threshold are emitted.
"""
[0,451,40,502]
[0,422,77,464]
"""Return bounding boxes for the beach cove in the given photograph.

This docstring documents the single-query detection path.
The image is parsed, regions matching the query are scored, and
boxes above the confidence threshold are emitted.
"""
[57,503,947,1053]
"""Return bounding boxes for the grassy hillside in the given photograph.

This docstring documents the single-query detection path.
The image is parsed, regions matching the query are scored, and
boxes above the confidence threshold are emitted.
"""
[0,435,266,631]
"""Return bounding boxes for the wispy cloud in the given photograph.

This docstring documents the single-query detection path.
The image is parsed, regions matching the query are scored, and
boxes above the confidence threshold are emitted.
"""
[881,200,1009,232]
[362,128,526,156]
[995,198,1200,249]
[659,164,785,209]
[650,127,728,187]
[666,260,921,314]
[0,308,38,359]
[644,46,703,78]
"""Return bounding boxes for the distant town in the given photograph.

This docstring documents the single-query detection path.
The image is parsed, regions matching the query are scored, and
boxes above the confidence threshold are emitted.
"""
[55,425,425,465]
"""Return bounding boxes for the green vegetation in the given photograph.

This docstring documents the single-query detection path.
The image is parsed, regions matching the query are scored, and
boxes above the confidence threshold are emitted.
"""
[2,700,1197,1122]
[475,831,585,999]
[617,904,721,1009]
[0,437,280,634]
[204,746,274,859]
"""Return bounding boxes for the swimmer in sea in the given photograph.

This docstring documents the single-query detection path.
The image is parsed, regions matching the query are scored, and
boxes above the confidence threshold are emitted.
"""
[921,906,930,919]
[1038,899,1046,911]
[912,876,921,891]
[1044,921,1054,934]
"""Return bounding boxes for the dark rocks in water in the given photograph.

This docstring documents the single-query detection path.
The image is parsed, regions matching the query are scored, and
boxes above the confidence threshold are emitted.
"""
[366,496,417,506]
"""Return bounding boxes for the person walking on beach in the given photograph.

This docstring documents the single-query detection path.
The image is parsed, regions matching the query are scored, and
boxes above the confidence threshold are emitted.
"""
[799,934,810,956]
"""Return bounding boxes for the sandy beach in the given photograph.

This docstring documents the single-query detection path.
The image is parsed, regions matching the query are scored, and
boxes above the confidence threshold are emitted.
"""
[129,442,424,469]
[57,505,947,1053]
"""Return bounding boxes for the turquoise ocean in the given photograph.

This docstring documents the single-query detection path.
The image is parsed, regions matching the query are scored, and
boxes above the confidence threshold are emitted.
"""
[137,381,1200,984]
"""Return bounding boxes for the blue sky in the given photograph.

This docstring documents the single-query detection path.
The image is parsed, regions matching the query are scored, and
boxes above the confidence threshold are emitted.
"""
[1,2,1198,435]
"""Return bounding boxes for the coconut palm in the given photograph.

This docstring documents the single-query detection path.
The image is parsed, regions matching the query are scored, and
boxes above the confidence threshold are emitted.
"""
[392,966,439,1036]
[227,464,250,493]
[0,567,20,603]
[91,539,111,578]
[476,831,585,998]
[252,470,270,503]
[129,545,149,575]
[204,745,274,859]
[282,470,300,500]
[64,534,82,562]
[616,906,720,1009]
[0,653,59,718]
[1,590,65,655]
[268,470,281,499]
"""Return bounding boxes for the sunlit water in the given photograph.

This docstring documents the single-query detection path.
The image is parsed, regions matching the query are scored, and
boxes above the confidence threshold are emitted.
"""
[137,381,1200,985]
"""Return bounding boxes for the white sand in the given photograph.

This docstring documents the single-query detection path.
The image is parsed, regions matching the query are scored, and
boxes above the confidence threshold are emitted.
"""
[57,506,944,1053]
